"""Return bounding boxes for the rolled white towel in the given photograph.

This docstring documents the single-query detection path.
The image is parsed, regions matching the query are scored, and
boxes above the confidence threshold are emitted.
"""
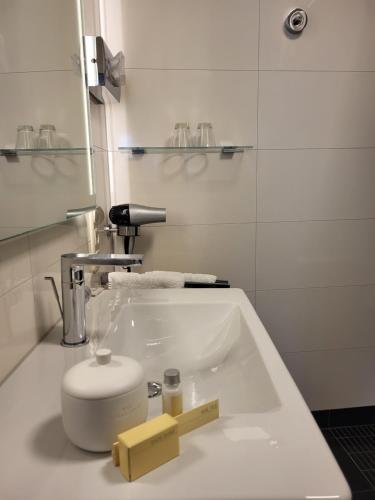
[108,270,217,289]
[108,271,184,289]
[183,272,216,284]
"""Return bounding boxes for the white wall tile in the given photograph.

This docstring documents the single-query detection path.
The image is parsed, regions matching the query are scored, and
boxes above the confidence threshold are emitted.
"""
[0,71,88,149]
[0,280,39,383]
[99,0,124,58]
[0,0,99,385]
[256,220,375,290]
[98,0,375,411]
[122,0,259,70]
[112,69,258,148]
[258,71,375,149]
[256,285,375,353]
[0,212,97,383]
[32,261,61,338]
[260,0,375,71]
[0,154,95,238]
[112,150,256,225]
[93,150,111,215]
[125,223,256,291]
[283,347,375,410]
[0,0,80,73]
[90,103,108,150]
[257,148,375,222]
[245,290,256,306]
[82,0,102,35]
[0,236,31,297]
[28,216,90,275]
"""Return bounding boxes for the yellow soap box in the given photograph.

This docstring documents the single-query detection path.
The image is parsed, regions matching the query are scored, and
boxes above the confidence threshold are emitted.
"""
[113,413,179,482]
[112,399,219,482]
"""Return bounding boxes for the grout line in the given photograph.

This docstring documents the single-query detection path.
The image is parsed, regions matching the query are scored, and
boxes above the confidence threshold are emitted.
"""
[256,283,375,293]
[124,67,258,72]
[144,217,375,228]
[258,217,375,224]
[144,222,256,228]
[281,344,375,355]
[260,69,375,73]
[256,146,375,151]
[0,275,34,300]
[123,68,375,74]
[0,69,74,76]
[325,431,375,486]
[253,0,261,310]
[93,145,108,152]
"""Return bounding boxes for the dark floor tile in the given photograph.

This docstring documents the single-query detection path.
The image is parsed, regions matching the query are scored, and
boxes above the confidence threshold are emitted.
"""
[312,410,330,428]
[323,430,372,493]
[331,407,375,427]
[363,471,375,489]
[352,451,375,470]
[333,435,375,454]
[332,425,375,440]
[353,491,375,499]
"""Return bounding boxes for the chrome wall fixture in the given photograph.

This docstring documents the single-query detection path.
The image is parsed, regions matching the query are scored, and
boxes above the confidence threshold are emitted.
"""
[84,36,125,104]
[284,8,308,35]
[109,203,167,254]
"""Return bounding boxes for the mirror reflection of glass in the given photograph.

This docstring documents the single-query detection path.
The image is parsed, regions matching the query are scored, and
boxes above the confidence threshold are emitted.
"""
[0,0,95,241]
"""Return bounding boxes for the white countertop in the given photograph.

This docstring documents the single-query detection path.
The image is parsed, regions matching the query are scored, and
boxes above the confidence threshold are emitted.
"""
[0,297,350,500]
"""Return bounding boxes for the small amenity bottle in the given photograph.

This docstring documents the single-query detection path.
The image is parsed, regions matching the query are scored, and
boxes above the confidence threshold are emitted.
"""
[162,368,183,417]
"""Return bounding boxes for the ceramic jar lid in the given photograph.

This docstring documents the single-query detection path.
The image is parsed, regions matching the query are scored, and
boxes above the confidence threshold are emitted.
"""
[62,348,145,400]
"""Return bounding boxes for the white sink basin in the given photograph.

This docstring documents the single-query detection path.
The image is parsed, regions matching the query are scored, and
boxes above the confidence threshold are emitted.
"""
[85,288,351,500]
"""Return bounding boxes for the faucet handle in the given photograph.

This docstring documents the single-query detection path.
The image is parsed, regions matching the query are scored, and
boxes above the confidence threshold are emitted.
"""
[45,276,63,319]
[61,253,143,282]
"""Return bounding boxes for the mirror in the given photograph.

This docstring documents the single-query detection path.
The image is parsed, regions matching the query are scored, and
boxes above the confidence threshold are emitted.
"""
[0,0,95,241]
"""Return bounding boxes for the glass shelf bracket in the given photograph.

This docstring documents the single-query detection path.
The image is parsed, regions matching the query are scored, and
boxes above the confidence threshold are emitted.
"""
[118,145,254,155]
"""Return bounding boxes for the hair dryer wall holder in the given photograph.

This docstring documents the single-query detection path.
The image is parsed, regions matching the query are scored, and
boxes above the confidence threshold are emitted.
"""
[107,203,167,255]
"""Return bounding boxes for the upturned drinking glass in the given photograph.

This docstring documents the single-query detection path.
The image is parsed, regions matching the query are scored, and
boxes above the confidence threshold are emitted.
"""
[173,122,192,147]
[38,124,57,149]
[196,122,215,147]
[15,125,35,149]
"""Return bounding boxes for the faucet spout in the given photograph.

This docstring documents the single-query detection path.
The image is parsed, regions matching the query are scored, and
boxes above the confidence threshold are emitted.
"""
[61,253,143,347]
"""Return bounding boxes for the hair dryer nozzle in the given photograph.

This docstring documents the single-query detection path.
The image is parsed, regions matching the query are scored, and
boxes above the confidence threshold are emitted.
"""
[109,203,166,227]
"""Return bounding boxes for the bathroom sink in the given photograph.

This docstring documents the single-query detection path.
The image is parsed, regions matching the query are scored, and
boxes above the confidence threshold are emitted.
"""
[0,288,350,500]
[85,288,351,499]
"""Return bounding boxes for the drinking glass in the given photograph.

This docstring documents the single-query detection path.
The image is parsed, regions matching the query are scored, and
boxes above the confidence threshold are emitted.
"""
[15,125,35,149]
[38,124,57,149]
[196,122,215,147]
[173,122,192,147]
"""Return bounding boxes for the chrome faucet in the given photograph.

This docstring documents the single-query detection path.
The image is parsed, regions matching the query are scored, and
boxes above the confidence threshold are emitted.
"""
[60,253,143,347]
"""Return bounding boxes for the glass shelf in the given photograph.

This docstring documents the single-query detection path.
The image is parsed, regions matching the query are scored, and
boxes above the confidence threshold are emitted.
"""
[118,145,254,155]
[0,147,93,157]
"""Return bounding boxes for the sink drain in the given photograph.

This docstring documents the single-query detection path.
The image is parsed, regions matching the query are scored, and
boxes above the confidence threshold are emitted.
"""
[148,381,162,398]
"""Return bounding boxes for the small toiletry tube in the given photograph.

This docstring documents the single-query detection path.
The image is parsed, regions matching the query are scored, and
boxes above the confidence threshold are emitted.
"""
[162,368,183,417]
[113,413,179,481]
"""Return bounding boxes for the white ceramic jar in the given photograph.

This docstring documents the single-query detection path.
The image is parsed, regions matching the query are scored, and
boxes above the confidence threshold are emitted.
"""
[61,349,148,452]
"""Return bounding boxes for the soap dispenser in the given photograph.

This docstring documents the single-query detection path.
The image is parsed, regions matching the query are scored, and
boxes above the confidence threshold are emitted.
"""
[61,349,148,452]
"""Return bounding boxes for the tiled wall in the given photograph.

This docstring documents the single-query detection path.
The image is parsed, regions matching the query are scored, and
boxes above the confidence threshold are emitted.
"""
[0,0,109,384]
[101,0,375,410]
[256,0,375,410]
[0,0,97,238]
[0,0,88,149]
[0,216,94,383]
